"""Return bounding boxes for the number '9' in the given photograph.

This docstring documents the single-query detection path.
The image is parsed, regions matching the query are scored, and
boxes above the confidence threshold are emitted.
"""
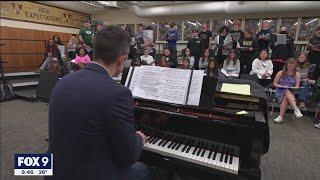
[42,157,49,166]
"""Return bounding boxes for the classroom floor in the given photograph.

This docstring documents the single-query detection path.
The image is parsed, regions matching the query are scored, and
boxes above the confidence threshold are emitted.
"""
[1,100,320,180]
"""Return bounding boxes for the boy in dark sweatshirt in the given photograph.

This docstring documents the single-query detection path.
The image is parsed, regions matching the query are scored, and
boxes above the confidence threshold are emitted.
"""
[239,29,259,74]
[256,20,272,51]
[187,30,201,69]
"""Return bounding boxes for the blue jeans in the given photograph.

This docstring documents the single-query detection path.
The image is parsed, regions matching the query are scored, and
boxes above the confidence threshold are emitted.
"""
[299,80,309,102]
[131,162,154,180]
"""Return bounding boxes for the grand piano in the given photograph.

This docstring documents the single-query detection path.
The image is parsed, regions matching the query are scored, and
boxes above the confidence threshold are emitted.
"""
[122,69,269,180]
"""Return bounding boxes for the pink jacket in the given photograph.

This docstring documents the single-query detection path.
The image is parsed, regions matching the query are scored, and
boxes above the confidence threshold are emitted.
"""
[75,55,91,64]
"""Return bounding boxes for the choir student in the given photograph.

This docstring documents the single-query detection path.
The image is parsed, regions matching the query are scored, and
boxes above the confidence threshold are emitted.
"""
[221,49,240,78]
[198,49,211,70]
[273,59,303,123]
[250,49,273,86]
[239,29,259,74]
[206,58,222,78]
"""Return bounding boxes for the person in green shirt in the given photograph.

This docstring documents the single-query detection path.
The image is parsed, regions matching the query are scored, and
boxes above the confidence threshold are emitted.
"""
[79,20,94,50]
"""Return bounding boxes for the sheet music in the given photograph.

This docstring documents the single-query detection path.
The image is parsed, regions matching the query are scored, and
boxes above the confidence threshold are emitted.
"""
[130,66,191,105]
[276,34,287,45]
[221,83,251,95]
[127,66,142,92]
[187,70,204,106]
[125,67,132,87]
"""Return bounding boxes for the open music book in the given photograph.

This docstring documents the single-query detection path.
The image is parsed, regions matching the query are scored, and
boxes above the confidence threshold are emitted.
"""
[276,34,287,45]
[125,66,204,106]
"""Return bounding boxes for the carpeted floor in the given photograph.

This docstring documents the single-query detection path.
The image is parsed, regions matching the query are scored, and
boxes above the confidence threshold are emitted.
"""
[1,100,319,180]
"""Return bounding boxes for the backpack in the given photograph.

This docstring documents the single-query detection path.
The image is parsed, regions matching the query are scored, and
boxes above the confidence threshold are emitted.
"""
[0,83,15,102]
[0,60,15,102]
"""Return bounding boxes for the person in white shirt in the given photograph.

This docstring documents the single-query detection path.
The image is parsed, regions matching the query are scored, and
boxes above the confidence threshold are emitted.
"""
[140,49,154,65]
[221,49,240,78]
[250,49,273,86]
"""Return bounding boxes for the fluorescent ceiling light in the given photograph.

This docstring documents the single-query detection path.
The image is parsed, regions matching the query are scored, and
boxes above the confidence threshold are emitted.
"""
[187,21,196,26]
[228,20,233,24]
[305,18,318,26]
[97,1,117,6]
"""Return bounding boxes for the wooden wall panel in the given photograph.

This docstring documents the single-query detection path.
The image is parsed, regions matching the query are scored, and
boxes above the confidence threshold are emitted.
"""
[6,40,22,53]
[6,27,21,39]
[34,41,45,53]
[21,29,35,40]
[0,39,10,53]
[2,54,21,68]
[34,30,45,41]
[21,54,37,67]
[22,41,36,53]
[1,26,74,72]
[0,26,8,39]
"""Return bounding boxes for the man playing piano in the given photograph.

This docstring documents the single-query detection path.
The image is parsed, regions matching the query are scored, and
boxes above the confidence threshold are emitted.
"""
[46,26,153,180]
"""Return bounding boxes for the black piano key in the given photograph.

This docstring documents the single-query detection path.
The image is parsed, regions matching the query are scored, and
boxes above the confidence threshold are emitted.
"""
[192,140,201,155]
[208,144,215,159]
[152,137,161,145]
[171,136,181,149]
[173,136,182,150]
[186,140,195,153]
[224,147,229,163]
[181,137,191,152]
[176,137,186,150]
[162,135,174,147]
[167,136,177,149]
[213,144,219,160]
[158,134,169,146]
[229,148,234,164]
[220,146,225,162]
[181,138,191,152]
[173,136,182,148]
[152,133,165,144]
[196,142,204,156]
[201,143,208,157]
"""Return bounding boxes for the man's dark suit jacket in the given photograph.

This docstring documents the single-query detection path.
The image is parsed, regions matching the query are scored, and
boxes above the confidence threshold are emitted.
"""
[45,63,143,180]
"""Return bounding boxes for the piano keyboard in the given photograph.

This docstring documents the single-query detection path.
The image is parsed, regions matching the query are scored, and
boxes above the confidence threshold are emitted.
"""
[143,131,239,174]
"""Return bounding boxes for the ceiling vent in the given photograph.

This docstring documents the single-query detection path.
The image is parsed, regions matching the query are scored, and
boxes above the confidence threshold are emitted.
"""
[80,1,120,9]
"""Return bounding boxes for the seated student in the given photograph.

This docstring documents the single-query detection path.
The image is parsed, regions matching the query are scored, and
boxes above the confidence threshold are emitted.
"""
[163,48,178,68]
[250,49,273,86]
[74,47,91,69]
[47,57,67,78]
[239,29,259,74]
[206,58,223,78]
[273,58,303,123]
[198,48,211,70]
[67,34,78,60]
[158,56,170,68]
[221,49,240,78]
[39,39,62,72]
[132,57,142,66]
[181,48,195,68]
[180,58,191,69]
[296,52,317,107]
[140,49,154,65]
